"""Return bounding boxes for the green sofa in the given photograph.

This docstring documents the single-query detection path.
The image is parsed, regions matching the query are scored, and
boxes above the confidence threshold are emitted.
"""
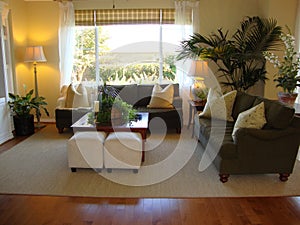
[194,91,300,182]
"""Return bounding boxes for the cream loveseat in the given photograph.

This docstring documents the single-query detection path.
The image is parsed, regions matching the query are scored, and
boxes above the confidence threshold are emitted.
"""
[55,83,183,133]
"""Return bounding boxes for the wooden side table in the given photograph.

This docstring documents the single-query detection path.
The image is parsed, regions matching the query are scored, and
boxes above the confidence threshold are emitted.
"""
[187,100,206,129]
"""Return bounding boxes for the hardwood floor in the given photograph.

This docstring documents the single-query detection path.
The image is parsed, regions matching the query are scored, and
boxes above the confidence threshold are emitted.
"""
[0,126,300,225]
[0,195,300,225]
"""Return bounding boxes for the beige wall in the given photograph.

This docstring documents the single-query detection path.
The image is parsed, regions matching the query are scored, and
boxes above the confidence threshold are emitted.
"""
[259,0,298,99]
[200,0,260,36]
[7,0,299,121]
[9,0,60,121]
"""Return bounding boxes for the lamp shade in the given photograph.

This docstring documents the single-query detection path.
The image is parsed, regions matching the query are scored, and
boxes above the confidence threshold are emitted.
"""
[188,60,209,79]
[24,46,47,63]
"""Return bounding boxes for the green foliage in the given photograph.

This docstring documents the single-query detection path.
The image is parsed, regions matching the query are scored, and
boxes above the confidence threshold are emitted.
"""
[82,58,176,84]
[73,27,110,81]
[95,88,137,125]
[8,90,49,118]
[177,16,282,91]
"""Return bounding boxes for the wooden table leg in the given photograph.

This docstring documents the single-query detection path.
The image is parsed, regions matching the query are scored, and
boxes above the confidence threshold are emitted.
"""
[140,129,146,162]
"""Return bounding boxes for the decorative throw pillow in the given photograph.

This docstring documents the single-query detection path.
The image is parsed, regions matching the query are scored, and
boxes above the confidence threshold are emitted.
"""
[232,102,267,140]
[199,90,237,121]
[206,87,222,102]
[65,83,89,108]
[65,84,76,108]
[147,84,174,108]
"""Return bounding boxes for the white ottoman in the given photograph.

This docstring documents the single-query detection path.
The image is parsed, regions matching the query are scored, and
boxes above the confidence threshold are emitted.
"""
[67,131,106,172]
[104,132,142,172]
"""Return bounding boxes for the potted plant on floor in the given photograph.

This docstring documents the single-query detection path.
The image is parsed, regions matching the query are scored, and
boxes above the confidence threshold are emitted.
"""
[8,89,49,136]
[264,28,300,106]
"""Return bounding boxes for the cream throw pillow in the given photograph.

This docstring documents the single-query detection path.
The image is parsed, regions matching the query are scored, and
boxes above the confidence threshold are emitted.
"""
[232,102,267,140]
[147,84,174,108]
[207,87,222,102]
[65,83,89,108]
[199,90,237,121]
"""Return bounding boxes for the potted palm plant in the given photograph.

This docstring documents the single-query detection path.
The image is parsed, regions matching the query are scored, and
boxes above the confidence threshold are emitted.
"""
[264,28,300,106]
[8,89,49,136]
[177,16,282,92]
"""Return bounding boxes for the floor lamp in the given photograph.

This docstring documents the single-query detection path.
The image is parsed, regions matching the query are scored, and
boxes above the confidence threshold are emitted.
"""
[24,46,47,129]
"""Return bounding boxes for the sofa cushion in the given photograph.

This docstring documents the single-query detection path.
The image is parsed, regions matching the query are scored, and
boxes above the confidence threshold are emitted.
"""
[253,97,295,129]
[197,117,235,147]
[199,90,237,121]
[232,102,267,141]
[135,84,154,106]
[232,91,257,120]
[110,84,138,106]
[147,84,174,108]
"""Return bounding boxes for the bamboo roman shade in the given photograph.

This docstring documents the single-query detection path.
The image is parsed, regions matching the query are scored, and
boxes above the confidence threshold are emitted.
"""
[75,9,175,26]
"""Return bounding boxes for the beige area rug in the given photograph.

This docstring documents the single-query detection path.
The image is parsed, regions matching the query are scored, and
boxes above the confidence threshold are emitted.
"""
[0,124,299,198]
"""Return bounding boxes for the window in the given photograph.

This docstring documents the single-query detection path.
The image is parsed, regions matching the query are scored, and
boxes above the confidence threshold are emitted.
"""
[72,9,191,85]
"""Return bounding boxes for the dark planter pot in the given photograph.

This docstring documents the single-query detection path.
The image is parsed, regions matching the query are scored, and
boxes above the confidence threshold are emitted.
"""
[13,114,35,136]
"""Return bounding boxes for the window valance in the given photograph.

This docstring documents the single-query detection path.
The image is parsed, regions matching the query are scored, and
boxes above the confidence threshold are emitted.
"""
[75,8,175,26]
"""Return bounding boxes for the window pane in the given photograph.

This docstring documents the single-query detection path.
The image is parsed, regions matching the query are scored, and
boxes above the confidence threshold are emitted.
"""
[73,24,190,85]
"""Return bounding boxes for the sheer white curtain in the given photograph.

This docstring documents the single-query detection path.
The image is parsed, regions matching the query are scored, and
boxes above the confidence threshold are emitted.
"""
[58,1,75,87]
[175,0,200,125]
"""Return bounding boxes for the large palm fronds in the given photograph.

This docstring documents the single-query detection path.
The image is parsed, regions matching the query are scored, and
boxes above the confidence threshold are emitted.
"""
[177,16,282,91]
[233,16,282,55]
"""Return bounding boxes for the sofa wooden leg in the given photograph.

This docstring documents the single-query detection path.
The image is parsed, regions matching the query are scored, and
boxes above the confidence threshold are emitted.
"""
[176,128,181,134]
[58,127,64,133]
[279,173,290,182]
[219,174,230,183]
[71,168,77,172]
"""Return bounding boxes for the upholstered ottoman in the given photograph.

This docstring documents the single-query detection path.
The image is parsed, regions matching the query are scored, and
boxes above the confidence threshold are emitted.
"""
[104,132,142,172]
[67,131,106,172]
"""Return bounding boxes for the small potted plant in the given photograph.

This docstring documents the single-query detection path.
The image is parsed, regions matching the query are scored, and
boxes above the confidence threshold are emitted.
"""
[264,28,300,106]
[8,89,49,136]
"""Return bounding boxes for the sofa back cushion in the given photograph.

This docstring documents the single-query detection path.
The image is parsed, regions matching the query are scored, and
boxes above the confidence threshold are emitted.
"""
[253,97,295,129]
[110,84,138,106]
[232,91,257,120]
[135,84,154,106]
[134,83,180,107]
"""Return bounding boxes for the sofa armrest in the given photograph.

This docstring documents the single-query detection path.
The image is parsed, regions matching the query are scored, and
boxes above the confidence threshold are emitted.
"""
[173,96,182,109]
[234,127,300,163]
[291,115,300,128]
[56,97,66,109]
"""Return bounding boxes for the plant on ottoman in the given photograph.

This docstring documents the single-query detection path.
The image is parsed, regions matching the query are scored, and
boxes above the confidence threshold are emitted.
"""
[93,85,137,126]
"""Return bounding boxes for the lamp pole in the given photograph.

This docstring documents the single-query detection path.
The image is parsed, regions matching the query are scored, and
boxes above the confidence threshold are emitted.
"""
[33,61,44,129]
